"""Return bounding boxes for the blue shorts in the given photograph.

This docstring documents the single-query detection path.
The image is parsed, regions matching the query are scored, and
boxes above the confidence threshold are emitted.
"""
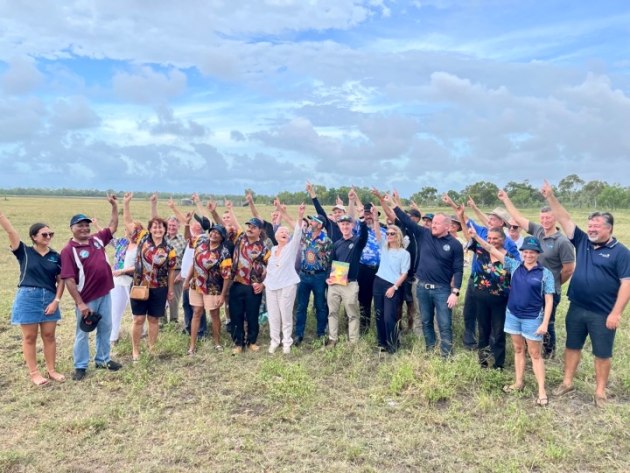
[504,309,543,342]
[565,303,615,359]
[11,286,61,325]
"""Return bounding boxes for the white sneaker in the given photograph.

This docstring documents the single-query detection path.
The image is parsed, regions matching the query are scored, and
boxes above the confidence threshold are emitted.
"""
[268,344,279,354]
[282,346,291,355]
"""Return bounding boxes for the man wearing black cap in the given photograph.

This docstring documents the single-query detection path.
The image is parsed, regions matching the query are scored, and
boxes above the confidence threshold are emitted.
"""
[225,217,270,354]
[60,195,122,380]
[294,214,333,345]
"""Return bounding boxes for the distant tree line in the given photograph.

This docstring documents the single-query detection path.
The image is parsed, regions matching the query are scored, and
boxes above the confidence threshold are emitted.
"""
[2,174,629,209]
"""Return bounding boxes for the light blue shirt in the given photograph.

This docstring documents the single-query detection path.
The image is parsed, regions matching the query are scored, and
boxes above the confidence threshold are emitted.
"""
[375,239,410,285]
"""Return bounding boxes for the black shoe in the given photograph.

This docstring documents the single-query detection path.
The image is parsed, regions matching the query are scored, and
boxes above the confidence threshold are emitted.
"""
[294,336,304,347]
[95,360,122,371]
[73,368,86,381]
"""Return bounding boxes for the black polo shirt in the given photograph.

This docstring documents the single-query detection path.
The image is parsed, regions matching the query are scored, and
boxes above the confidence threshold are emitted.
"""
[13,241,61,293]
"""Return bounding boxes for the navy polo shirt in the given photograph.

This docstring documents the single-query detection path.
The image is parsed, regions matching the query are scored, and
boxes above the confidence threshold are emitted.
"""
[568,226,630,314]
[13,242,61,293]
[505,257,555,319]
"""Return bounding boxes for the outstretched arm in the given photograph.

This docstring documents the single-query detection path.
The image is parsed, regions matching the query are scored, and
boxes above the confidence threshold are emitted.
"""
[245,191,262,220]
[224,199,240,231]
[372,189,398,224]
[276,199,295,228]
[347,188,357,220]
[166,197,188,225]
[467,196,489,227]
[468,226,505,263]
[106,194,119,234]
[0,209,20,250]
[541,180,576,238]
[122,192,137,236]
[150,193,158,219]
[497,189,530,230]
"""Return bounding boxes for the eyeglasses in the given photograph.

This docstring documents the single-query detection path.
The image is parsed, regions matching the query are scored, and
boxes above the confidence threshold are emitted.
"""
[39,232,55,238]
[509,225,519,230]
[386,232,397,236]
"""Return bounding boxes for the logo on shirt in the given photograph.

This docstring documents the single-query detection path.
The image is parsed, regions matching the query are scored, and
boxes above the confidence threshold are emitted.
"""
[442,244,451,252]
[599,253,611,258]
[79,250,90,259]
[93,240,103,250]
[348,243,354,249]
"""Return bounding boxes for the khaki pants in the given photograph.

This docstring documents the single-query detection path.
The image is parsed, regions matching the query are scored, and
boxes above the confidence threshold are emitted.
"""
[327,281,360,343]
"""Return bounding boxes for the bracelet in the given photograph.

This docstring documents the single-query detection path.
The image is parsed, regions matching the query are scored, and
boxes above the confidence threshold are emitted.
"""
[392,285,398,291]
[54,298,61,303]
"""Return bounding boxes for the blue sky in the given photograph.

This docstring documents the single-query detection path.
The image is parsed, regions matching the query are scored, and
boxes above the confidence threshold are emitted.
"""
[0,0,629,197]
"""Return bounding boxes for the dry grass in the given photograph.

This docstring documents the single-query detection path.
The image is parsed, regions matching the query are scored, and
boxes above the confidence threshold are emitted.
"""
[0,196,629,472]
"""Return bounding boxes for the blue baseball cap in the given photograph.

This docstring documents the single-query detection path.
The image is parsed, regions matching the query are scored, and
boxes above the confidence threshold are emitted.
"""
[245,217,264,229]
[70,214,92,227]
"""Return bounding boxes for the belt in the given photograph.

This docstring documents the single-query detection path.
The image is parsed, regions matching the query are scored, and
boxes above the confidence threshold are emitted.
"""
[360,263,378,270]
[418,281,443,290]
[301,269,327,275]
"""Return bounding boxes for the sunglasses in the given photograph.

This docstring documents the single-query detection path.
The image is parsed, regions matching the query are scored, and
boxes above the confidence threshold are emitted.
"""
[509,225,519,230]
[386,231,397,236]
[39,232,55,238]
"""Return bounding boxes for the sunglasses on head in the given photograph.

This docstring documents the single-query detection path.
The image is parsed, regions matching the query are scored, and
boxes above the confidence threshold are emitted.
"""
[386,231,397,236]
[40,232,55,238]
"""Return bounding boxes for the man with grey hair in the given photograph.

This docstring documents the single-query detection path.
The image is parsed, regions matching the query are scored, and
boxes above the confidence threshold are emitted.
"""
[541,181,630,407]
[498,190,575,358]
[387,193,464,357]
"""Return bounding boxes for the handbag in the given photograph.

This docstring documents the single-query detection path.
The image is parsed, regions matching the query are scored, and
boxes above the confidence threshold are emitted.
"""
[130,284,149,301]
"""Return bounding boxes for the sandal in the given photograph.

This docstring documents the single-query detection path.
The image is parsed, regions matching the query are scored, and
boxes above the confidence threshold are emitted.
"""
[552,384,575,397]
[502,384,525,394]
[536,397,549,407]
[30,371,49,387]
[214,345,224,352]
[47,371,66,382]
[594,395,607,408]
[187,349,195,356]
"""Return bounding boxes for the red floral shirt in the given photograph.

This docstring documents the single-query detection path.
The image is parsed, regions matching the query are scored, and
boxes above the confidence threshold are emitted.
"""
[190,235,232,295]
[133,233,177,288]
[230,233,270,285]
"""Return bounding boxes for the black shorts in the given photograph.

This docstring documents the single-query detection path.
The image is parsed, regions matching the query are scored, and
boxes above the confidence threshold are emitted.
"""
[565,303,616,359]
[130,287,168,318]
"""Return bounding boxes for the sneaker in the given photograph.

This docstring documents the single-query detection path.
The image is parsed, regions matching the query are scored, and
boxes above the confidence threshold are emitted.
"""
[214,345,224,352]
[248,343,260,352]
[294,336,304,347]
[325,339,337,349]
[232,346,243,355]
[73,368,86,381]
[95,360,122,371]
[268,344,279,354]
[282,346,291,355]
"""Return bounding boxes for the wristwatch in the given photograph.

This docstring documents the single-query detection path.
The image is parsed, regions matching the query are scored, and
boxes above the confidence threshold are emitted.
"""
[393,285,398,291]
[451,288,460,296]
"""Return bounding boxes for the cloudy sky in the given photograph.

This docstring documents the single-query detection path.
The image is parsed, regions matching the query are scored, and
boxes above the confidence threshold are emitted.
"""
[1,0,629,196]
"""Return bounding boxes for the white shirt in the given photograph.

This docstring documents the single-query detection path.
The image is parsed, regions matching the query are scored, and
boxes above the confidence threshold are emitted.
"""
[264,222,303,291]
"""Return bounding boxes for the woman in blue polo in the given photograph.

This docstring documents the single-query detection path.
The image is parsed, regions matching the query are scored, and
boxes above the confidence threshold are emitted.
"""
[0,209,65,386]
[469,229,554,406]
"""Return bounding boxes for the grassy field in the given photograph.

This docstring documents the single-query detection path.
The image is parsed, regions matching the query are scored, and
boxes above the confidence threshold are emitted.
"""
[0,196,629,473]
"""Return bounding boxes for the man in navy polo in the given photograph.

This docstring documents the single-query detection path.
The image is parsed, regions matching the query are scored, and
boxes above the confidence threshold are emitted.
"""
[542,181,630,406]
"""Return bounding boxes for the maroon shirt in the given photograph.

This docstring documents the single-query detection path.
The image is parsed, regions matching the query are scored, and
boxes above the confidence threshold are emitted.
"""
[60,228,115,303]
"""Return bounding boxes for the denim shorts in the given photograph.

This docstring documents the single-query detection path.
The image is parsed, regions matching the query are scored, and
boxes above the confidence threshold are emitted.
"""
[565,303,615,359]
[11,286,61,325]
[504,308,543,342]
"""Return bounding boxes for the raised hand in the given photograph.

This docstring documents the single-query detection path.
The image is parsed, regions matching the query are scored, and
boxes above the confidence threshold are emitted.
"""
[497,189,508,202]
[467,196,477,208]
[149,193,158,204]
[298,203,306,218]
[336,195,344,206]
[540,180,553,199]
[245,191,254,204]
[370,187,383,200]
[106,193,118,206]
[167,197,176,209]
[207,199,217,212]
[392,190,401,207]
[124,192,133,204]
[191,193,200,204]
[225,199,233,210]
[348,187,357,202]
[410,200,420,211]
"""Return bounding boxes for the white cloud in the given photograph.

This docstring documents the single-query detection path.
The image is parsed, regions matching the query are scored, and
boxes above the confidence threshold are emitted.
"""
[0,56,43,94]
[113,67,187,104]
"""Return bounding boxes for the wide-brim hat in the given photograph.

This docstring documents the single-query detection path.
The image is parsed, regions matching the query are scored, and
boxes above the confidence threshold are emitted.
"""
[488,207,512,226]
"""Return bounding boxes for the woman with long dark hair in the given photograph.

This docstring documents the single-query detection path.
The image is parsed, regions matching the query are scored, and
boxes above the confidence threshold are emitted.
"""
[1,209,65,385]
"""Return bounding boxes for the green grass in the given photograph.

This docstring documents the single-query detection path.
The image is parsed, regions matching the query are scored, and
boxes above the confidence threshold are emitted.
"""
[0,197,629,472]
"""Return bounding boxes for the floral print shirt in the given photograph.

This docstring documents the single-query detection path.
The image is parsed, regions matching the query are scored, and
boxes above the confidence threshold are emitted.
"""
[469,240,511,297]
[230,233,270,285]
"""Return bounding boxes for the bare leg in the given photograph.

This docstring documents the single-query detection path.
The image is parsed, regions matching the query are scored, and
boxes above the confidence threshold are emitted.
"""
[147,316,160,352]
[594,357,611,399]
[210,308,221,346]
[562,348,581,388]
[526,339,546,400]
[40,322,64,381]
[189,307,204,352]
[511,334,526,389]
[131,315,146,359]
[20,324,47,385]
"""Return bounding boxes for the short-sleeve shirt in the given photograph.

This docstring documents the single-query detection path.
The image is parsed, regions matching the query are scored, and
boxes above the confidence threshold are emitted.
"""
[374,238,410,285]
[230,234,270,285]
[527,222,575,295]
[134,234,177,288]
[357,223,387,266]
[469,241,510,297]
[60,228,115,303]
[300,230,333,273]
[504,256,554,319]
[469,219,520,278]
[13,242,61,293]
[165,234,187,270]
[190,235,232,295]
[568,226,630,314]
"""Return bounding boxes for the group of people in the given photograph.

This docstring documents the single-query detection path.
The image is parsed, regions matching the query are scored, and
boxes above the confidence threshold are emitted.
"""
[2,180,629,407]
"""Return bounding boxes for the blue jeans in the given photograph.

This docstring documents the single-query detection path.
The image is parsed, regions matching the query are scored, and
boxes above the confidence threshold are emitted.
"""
[74,294,112,369]
[294,272,328,338]
[417,283,453,357]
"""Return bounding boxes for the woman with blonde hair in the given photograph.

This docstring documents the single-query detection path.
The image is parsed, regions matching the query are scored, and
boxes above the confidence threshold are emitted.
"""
[370,206,410,353]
